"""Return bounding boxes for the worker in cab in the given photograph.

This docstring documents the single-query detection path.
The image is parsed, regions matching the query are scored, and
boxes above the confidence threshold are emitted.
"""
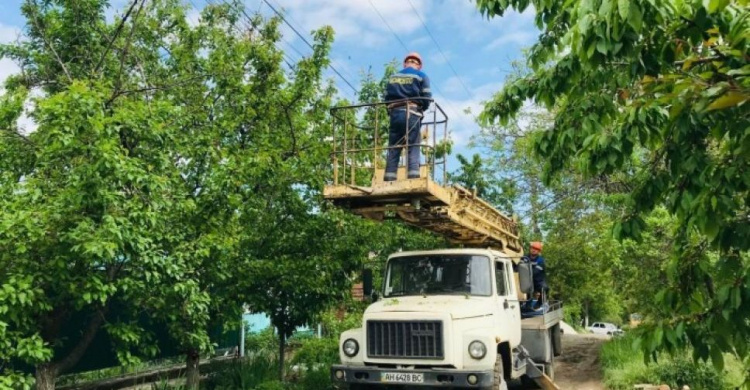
[383,52,432,182]
[526,241,549,309]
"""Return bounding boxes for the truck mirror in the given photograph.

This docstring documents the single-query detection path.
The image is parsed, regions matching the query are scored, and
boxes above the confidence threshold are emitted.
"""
[362,269,373,297]
[517,262,534,295]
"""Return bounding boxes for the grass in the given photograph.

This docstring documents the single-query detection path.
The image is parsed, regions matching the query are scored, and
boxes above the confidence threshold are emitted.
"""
[601,334,745,390]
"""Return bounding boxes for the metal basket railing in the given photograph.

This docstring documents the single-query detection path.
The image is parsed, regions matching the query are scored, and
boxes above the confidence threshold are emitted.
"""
[329,98,449,187]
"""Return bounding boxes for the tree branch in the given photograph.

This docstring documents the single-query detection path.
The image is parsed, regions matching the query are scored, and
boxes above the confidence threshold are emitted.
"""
[0,128,35,147]
[28,1,72,83]
[54,307,107,374]
[112,0,147,99]
[94,0,141,74]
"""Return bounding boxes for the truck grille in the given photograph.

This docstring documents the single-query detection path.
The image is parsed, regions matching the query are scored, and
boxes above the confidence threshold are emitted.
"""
[366,320,444,359]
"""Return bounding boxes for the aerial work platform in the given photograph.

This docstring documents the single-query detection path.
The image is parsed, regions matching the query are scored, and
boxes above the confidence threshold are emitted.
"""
[324,100,523,259]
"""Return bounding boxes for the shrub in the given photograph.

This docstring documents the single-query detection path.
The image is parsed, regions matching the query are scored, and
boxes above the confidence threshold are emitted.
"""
[255,380,287,390]
[601,334,732,390]
[203,355,279,390]
[245,327,279,358]
[653,357,724,390]
[298,365,334,390]
[291,337,339,366]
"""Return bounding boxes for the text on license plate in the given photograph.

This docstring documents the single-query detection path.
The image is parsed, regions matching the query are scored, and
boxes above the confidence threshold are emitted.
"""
[381,372,424,383]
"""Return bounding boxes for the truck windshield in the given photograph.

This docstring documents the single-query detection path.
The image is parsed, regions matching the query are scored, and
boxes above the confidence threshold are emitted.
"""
[384,255,492,297]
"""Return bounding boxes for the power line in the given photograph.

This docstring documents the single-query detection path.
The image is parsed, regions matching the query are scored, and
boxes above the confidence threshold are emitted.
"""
[201,0,299,69]
[368,0,409,53]
[367,0,463,122]
[201,0,357,101]
[261,0,359,96]
[267,0,360,98]
[406,0,476,106]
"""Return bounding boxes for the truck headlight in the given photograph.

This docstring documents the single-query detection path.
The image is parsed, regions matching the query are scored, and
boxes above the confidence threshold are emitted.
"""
[343,338,359,357]
[468,340,487,359]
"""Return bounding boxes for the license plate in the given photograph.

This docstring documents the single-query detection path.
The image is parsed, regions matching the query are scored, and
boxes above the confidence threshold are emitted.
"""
[381,372,424,383]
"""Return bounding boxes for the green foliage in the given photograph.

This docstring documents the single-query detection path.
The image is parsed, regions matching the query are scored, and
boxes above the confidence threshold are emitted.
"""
[450,153,512,212]
[204,356,279,390]
[0,0,343,387]
[296,365,333,390]
[254,380,287,390]
[291,337,338,366]
[151,378,185,390]
[476,0,750,380]
[244,327,279,358]
[601,334,736,390]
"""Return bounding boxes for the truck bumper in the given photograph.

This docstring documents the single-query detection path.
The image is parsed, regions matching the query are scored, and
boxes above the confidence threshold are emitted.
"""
[331,365,494,388]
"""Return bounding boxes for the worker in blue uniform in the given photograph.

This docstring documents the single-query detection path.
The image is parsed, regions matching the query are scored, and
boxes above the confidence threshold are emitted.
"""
[383,52,432,181]
[528,241,549,309]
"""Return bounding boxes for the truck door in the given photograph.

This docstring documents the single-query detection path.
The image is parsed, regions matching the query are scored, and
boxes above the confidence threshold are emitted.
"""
[495,259,522,346]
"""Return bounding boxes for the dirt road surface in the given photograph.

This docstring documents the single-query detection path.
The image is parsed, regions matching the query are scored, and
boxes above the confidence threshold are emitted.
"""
[513,333,608,390]
[553,333,608,390]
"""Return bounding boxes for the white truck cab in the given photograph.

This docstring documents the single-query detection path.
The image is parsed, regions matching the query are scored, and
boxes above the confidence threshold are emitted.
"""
[331,248,563,389]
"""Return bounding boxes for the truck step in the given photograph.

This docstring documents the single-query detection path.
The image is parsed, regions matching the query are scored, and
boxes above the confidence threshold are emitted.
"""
[524,357,560,390]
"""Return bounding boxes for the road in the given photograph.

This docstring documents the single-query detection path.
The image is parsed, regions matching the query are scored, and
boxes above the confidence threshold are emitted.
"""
[513,333,608,390]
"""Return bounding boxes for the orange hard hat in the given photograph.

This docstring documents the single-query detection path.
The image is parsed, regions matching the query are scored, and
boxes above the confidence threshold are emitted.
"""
[404,52,423,65]
[530,241,543,251]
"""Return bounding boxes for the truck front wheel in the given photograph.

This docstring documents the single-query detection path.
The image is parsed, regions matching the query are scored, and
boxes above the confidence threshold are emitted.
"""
[492,354,509,390]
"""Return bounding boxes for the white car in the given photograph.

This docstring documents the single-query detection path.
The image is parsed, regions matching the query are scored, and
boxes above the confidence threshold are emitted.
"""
[588,322,623,336]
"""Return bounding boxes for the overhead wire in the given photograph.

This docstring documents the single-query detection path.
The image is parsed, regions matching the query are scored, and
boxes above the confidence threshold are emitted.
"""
[406,0,476,105]
[198,0,299,69]
[261,0,359,97]
[268,0,360,86]
[368,0,409,53]
[368,0,463,122]
[198,0,358,101]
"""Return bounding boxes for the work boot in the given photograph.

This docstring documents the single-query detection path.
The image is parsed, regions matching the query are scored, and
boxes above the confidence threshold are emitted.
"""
[384,172,397,182]
[407,170,420,179]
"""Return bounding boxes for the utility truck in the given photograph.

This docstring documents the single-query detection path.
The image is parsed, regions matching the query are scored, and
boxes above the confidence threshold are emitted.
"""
[324,100,562,389]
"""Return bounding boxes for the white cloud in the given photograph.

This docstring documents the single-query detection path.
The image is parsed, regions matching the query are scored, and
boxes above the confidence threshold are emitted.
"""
[0,58,20,86]
[0,23,22,44]
[484,31,537,50]
[0,24,23,88]
[186,9,202,27]
[428,50,450,66]
[269,0,427,47]
[429,80,504,148]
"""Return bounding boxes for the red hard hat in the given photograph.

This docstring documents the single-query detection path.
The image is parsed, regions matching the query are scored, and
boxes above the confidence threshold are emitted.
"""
[530,241,543,251]
[404,52,423,65]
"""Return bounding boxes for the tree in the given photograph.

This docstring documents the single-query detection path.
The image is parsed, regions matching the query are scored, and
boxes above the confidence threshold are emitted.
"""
[476,0,749,375]
[450,153,514,213]
[0,0,339,388]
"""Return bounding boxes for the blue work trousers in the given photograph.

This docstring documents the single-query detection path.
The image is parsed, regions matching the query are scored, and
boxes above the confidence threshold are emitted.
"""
[384,109,421,180]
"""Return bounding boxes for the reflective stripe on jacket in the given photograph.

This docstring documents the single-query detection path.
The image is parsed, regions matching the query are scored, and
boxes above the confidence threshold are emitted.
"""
[385,67,432,111]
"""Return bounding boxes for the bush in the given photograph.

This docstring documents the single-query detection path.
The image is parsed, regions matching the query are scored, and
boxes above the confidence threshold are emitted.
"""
[255,380,287,390]
[291,337,339,366]
[653,357,724,390]
[245,327,279,358]
[298,365,334,390]
[203,355,279,390]
[601,334,733,390]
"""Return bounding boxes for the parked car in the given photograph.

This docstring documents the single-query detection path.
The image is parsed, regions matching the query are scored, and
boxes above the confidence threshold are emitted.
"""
[588,322,624,336]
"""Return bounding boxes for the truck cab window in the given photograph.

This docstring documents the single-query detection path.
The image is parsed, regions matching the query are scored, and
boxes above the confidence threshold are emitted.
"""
[495,261,508,296]
[385,255,492,297]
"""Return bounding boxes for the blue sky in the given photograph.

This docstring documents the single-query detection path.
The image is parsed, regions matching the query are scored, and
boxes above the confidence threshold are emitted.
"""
[0,0,539,158]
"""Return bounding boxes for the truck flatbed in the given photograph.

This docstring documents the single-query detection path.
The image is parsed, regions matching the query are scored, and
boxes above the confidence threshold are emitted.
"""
[521,301,564,330]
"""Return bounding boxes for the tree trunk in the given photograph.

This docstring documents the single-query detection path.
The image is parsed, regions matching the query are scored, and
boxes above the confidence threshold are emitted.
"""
[278,332,286,381]
[185,348,201,390]
[35,363,57,390]
[583,300,590,328]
